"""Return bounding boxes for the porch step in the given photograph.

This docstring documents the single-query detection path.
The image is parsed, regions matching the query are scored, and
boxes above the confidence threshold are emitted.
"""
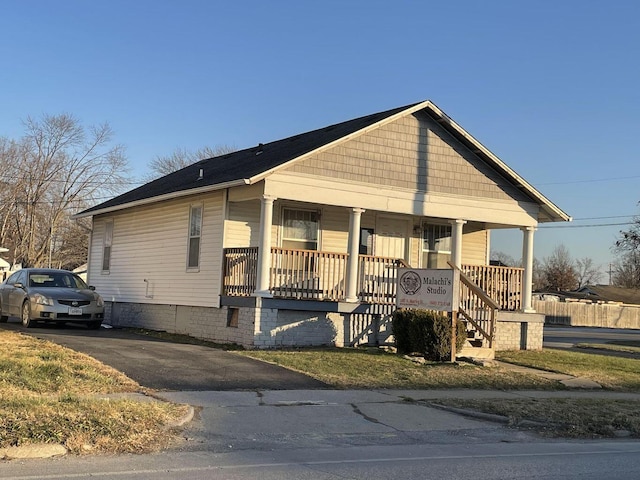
[456,346,495,361]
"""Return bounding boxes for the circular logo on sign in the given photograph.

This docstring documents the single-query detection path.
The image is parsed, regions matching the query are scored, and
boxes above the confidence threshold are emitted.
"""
[399,271,422,295]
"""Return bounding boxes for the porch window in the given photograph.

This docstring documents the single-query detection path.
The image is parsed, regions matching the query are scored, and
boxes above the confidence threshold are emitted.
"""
[422,224,451,268]
[102,220,113,272]
[359,228,374,255]
[187,204,203,270]
[281,209,318,251]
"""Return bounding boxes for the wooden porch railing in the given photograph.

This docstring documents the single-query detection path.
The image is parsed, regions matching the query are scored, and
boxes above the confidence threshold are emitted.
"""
[269,247,348,300]
[452,263,500,348]
[462,264,523,311]
[357,255,408,304]
[222,248,521,316]
[222,247,405,303]
[223,247,258,296]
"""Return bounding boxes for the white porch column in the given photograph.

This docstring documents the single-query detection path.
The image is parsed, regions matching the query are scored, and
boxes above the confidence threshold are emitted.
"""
[521,226,536,313]
[345,207,365,303]
[449,219,467,268]
[254,195,276,297]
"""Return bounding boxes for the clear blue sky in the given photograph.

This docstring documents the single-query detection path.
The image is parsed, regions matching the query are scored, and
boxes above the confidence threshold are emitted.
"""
[1,0,639,277]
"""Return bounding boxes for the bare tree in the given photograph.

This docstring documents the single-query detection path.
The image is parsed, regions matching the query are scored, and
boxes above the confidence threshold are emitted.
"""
[613,209,640,287]
[490,251,519,267]
[540,244,578,291]
[145,145,235,181]
[574,257,602,288]
[0,114,129,268]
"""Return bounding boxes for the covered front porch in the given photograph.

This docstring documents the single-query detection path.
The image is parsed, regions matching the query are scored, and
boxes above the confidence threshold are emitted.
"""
[222,245,525,311]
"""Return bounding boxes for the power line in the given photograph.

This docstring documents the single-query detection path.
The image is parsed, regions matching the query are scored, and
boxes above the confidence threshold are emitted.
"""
[536,175,640,186]
[538,222,635,229]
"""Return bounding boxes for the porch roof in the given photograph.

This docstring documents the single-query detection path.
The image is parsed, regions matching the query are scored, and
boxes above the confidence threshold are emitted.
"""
[75,100,571,223]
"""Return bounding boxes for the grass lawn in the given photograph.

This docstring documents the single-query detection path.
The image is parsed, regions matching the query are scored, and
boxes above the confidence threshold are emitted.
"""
[0,330,189,455]
[237,348,559,390]
[496,348,640,390]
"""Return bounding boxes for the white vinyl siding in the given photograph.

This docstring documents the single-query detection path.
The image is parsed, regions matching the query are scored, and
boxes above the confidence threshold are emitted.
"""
[224,201,261,247]
[88,191,225,307]
[461,230,488,265]
[319,206,348,252]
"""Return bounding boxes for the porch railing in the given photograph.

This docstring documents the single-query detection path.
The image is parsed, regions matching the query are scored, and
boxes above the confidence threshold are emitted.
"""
[462,264,523,311]
[223,247,258,296]
[453,263,500,348]
[357,255,408,304]
[222,247,404,303]
[222,248,521,313]
[269,247,348,300]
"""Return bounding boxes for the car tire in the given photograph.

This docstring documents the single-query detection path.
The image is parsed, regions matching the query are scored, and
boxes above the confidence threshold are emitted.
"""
[87,321,102,330]
[21,302,33,328]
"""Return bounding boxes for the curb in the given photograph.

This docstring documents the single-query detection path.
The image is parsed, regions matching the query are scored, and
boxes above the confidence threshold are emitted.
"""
[0,444,68,460]
[1,394,195,461]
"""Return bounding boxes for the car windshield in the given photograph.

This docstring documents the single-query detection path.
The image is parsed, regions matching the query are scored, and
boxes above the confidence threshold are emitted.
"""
[28,272,88,289]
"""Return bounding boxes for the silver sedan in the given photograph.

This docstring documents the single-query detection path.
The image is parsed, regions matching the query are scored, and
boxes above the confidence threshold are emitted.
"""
[0,268,104,329]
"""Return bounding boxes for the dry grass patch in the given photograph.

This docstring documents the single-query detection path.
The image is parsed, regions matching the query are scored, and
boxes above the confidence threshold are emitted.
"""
[496,349,640,390]
[0,330,138,395]
[237,348,558,390]
[436,398,640,438]
[0,330,189,454]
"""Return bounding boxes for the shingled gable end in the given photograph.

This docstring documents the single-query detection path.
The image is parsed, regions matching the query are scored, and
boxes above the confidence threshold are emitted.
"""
[75,100,570,355]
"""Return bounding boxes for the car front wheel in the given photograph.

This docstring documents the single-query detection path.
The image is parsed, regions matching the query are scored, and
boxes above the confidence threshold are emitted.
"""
[21,302,33,328]
[0,302,7,323]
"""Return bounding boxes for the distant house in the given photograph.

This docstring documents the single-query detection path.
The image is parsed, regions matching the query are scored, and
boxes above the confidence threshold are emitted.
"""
[74,100,570,353]
[574,285,640,305]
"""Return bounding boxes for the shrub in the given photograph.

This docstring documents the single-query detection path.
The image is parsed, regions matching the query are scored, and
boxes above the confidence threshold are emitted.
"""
[392,309,467,361]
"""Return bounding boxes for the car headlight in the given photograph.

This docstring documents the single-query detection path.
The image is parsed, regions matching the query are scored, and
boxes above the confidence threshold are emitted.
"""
[95,294,104,307]
[33,293,53,306]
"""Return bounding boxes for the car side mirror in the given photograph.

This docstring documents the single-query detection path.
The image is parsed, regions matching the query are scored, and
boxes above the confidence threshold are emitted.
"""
[89,285,96,291]
[14,282,24,289]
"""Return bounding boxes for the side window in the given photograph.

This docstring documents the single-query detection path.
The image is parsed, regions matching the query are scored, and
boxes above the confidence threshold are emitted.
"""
[102,220,113,272]
[187,204,203,270]
[7,271,24,286]
[422,224,452,268]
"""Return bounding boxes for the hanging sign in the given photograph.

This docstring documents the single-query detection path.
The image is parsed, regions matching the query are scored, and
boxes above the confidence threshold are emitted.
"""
[396,268,459,312]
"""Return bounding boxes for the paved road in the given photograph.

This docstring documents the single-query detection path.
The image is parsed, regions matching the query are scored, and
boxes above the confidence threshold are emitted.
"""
[544,325,640,351]
[0,321,326,391]
[3,438,640,479]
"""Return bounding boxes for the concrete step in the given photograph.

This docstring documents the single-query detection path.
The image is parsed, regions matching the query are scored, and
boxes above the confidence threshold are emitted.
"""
[456,345,495,360]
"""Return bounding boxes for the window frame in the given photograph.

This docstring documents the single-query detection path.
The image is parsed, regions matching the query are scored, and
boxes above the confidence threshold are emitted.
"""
[280,207,319,251]
[102,220,114,273]
[421,223,452,268]
[187,204,203,271]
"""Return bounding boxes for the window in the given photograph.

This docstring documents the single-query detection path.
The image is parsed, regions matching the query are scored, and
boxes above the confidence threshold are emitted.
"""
[281,209,318,251]
[102,221,113,272]
[359,228,374,255]
[422,224,451,268]
[227,307,239,328]
[187,205,203,269]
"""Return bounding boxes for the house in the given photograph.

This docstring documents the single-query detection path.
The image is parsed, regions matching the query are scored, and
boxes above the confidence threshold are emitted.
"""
[74,100,571,354]
[534,285,640,329]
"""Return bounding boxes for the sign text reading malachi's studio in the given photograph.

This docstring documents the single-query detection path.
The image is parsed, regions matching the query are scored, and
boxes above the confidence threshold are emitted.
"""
[396,268,459,312]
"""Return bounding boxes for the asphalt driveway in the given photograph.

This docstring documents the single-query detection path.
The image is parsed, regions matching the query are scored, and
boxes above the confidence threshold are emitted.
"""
[0,322,326,391]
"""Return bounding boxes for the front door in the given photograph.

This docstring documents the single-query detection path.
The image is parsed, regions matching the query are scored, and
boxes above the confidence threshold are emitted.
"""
[375,217,408,261]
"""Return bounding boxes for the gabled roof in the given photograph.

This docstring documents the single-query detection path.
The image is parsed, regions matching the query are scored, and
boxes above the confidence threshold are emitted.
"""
[75,100,571,223]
